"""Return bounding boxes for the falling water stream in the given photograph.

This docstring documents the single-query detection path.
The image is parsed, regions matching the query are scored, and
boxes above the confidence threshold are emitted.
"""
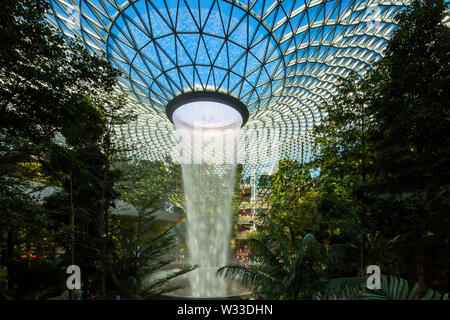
[180,164,236,297]
[173,100,242,297]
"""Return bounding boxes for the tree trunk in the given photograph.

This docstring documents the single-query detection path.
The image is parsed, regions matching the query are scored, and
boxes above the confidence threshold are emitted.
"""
[99,202,106,300]
[99,166,108,300]
[416,190,428,293]
[416,238,426,293]
[6,230,15,291]
[360,227,365,277]
[445,185,450,292]
[69,173,75,300]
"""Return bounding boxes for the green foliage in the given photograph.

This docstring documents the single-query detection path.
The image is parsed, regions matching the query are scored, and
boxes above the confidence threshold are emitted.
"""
[360,275,449,300]
[0,0,192,301]
[0,0,119,144]
[115,160,183,210]
[248,2,450,297]
[9,258,66,300]
[218,218,363,299]
[309,0,450,291]
[266,159,319,248]
[109,198,195,299]
[362,0,450,289]
[367,0,450,220]
[0,0,138,299]
[0,0,449,300]
[313,71,376,183]
[44,92,136,299]
[110,157,193,299]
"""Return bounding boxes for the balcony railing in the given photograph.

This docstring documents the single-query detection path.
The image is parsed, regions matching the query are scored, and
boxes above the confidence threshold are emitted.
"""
[239,201,269,209]
[235,233,248,239]
[236,230,256,239]
[237,216,254,224]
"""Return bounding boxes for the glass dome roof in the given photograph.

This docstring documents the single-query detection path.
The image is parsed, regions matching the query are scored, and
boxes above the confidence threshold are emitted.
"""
[47,0,413,176]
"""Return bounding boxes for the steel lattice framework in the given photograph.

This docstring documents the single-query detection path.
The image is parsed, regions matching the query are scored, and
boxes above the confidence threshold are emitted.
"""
[47,0,412,176]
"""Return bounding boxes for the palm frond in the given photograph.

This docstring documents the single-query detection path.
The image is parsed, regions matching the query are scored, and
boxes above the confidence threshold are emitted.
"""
[217,265,256,288]
[360,275,449,300]
[322,277,364,299]
[139,264,197,298]
[267,218,291,266]
[246,238,282,270]
[292,233,317,269]
[217,265,276,290]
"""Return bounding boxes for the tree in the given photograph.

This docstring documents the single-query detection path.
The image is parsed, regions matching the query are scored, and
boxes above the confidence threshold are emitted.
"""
[312,69,379,276]
[311,0,450,292]
[265,159,317,249]
[0,0,121,297]
[365,0,450,291]
[42,93,137,300]
[90,94,136,300]
[0,0,117,145]
[109,199,195,299]
[0,177,58,296]
[116,160,184,211]
[112,159,195,299]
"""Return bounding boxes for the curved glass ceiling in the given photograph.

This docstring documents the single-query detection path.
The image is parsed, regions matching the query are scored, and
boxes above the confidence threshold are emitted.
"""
[47,0,412,176]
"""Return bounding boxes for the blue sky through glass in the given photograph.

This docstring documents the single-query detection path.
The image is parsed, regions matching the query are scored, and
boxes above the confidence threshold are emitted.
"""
[47,0,412,176]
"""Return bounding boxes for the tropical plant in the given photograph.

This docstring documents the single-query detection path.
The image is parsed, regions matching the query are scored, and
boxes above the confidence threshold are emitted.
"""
[310,0,450,292]
[0,0,126,299]
[266,160,316,249]
[9,258,66,300]
[0,0,118,145]
[218,218,363,299]
[360,275,449,300]
[361,0,450,291]
[109,197,195,299]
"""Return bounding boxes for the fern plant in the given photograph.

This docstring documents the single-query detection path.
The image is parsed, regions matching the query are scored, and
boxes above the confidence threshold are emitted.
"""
[109,199,196,299]
[360,275,449,300]
[218,218,364,299]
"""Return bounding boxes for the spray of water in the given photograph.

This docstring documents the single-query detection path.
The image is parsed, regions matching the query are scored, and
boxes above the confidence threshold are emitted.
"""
[181,164,236,297]
[173,100,242,297]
